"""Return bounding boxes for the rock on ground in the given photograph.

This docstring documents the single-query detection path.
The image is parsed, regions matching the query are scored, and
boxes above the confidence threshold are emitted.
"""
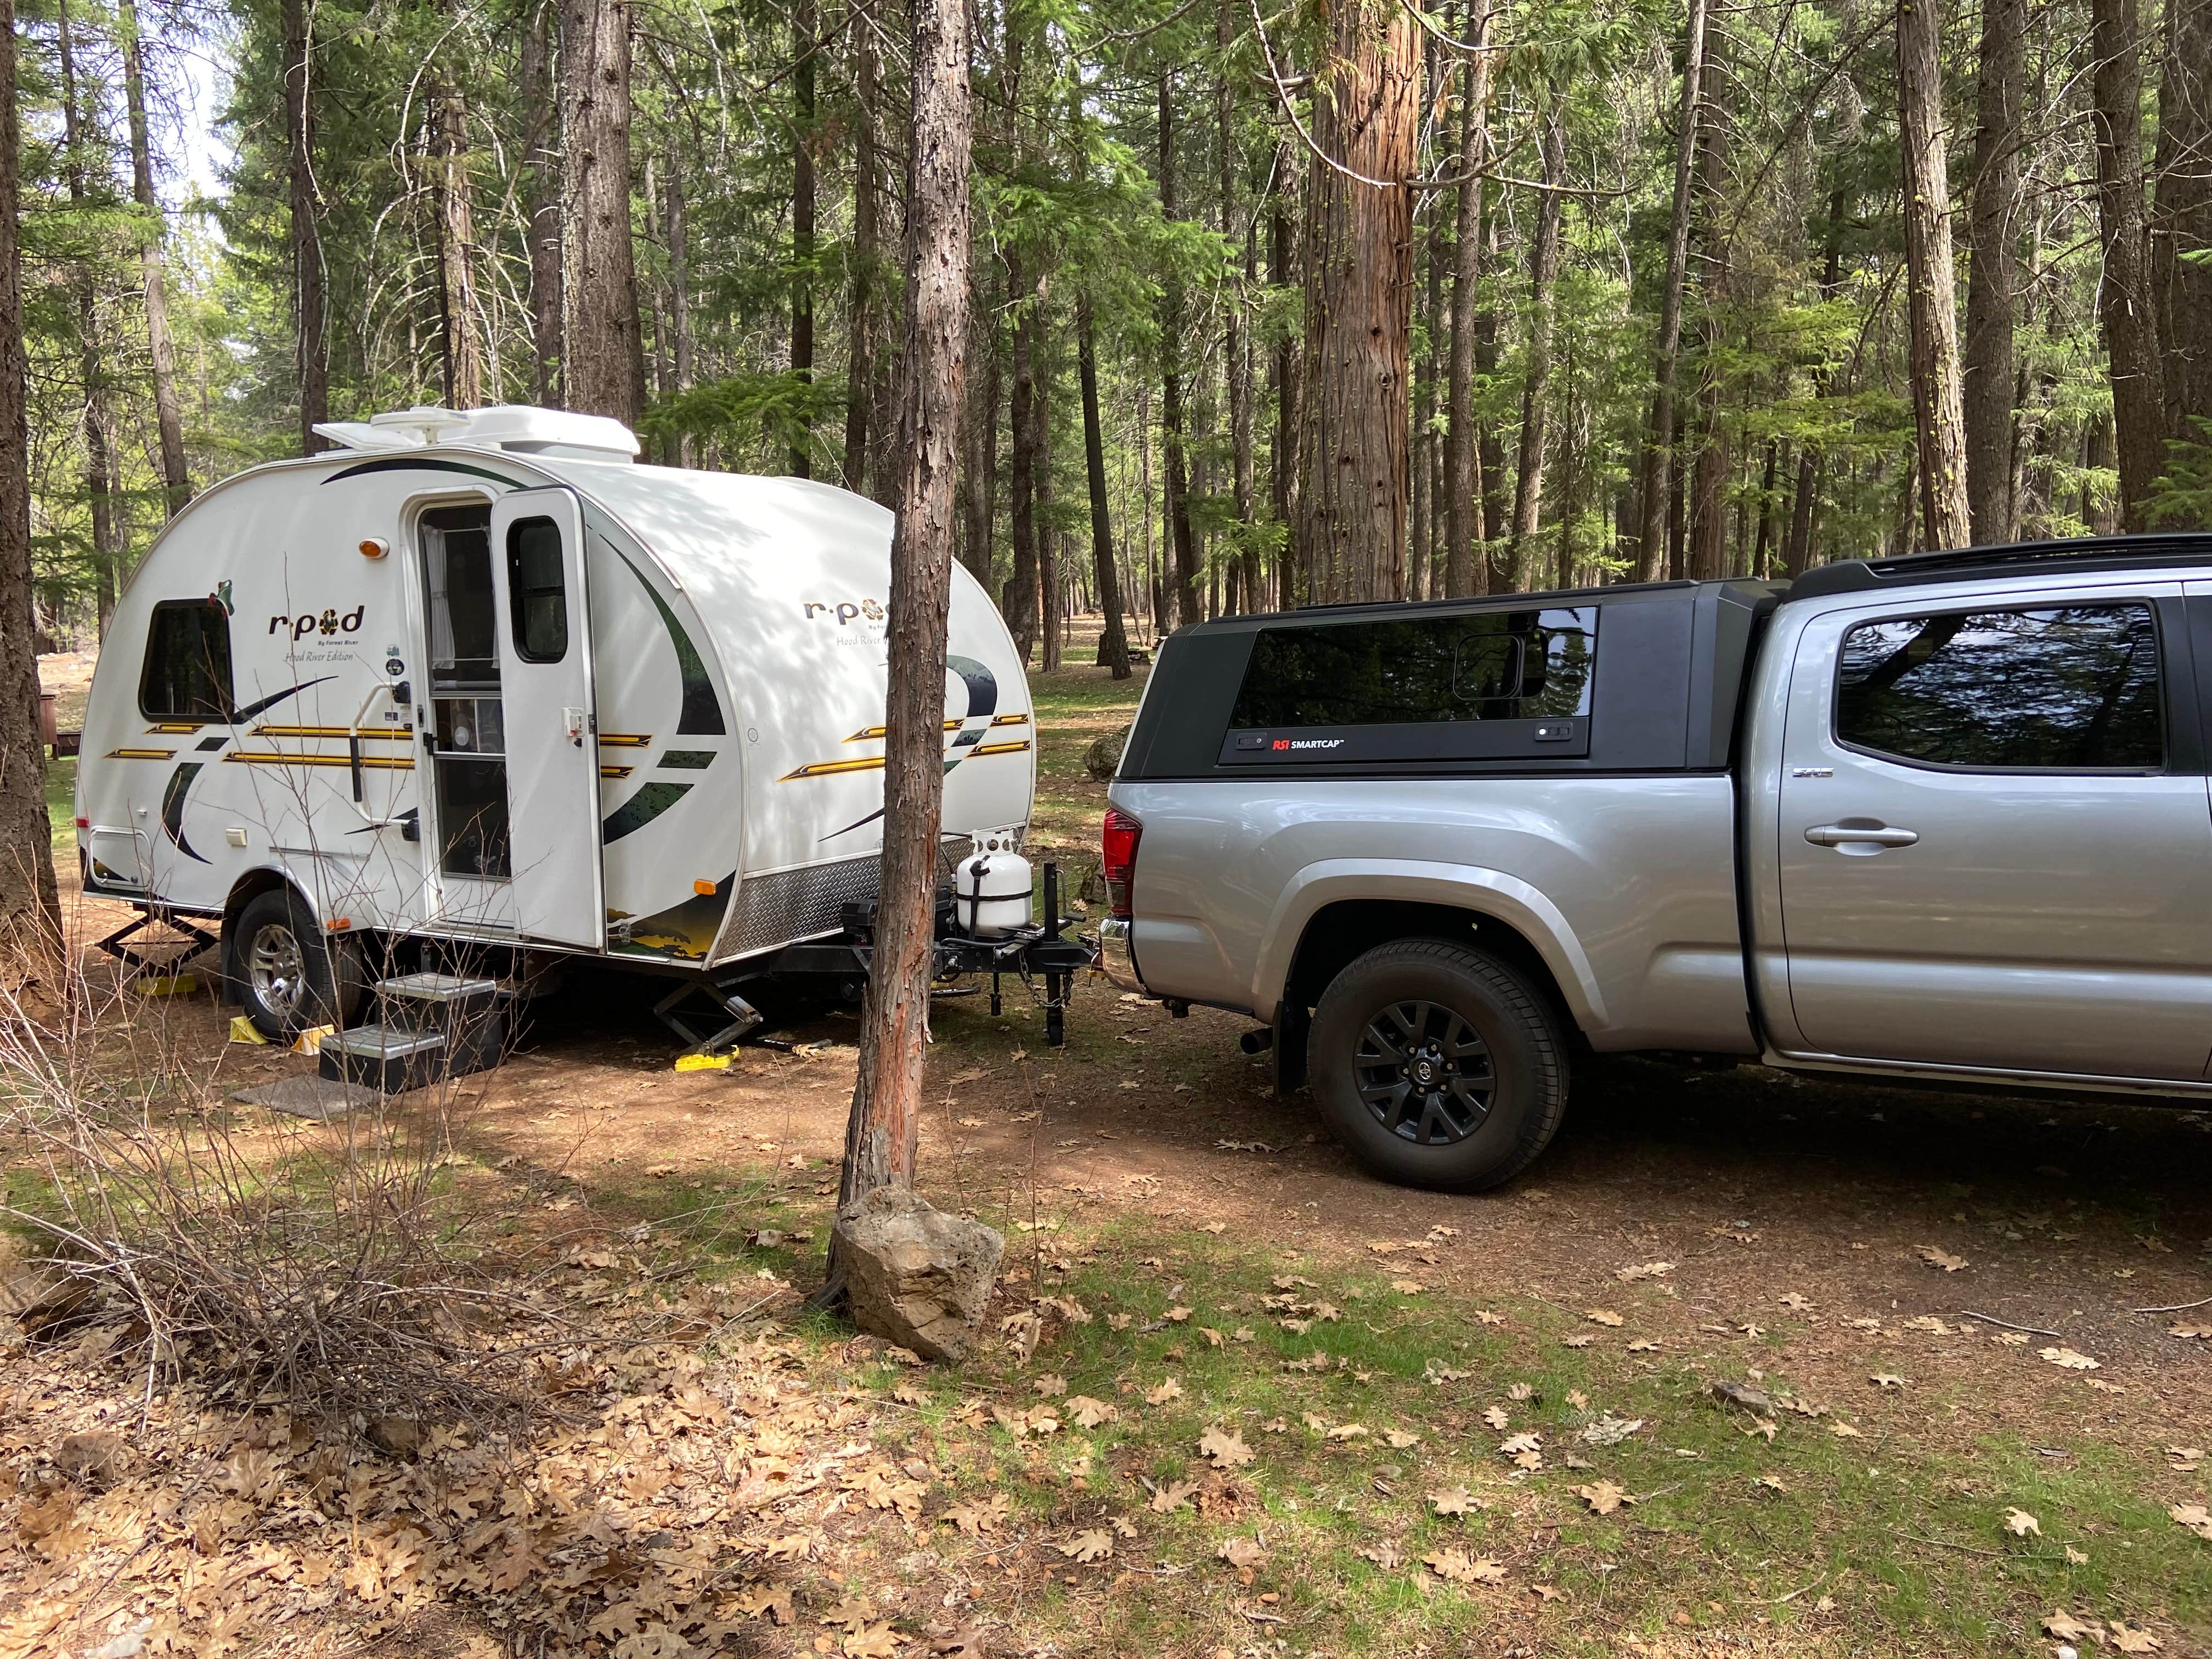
[832,1188,1004,1363]
[1082,726,1130,780]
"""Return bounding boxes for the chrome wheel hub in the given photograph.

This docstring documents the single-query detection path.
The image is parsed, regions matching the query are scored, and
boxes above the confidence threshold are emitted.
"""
[248,922,308,1020]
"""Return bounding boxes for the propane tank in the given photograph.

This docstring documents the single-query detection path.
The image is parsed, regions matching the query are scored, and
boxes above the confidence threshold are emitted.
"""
[953,831,1034,938]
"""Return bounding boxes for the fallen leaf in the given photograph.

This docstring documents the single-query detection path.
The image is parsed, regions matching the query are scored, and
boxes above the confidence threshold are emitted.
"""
[1065,1396,1118,1428]
[1560,1334,1595,1348]
[2003,1508,2041,1538]
[2044,1610,2102,1643]
[1829,1421,1865,1439]
[1429,1486,1479,1516]
[1146,1378,1184,1406]
[1033,1373,1067,1397]
[1325,1423,1369,1441]
[1482,1404,1510,1431]
[1200,1426,1256,1469]
[1779,1293,1813,1311]
[1391,1279,1425,1295]
[1576,1481,1632,1515]
[1216,1534,1269,1569]
[1422,1548,1507,1585]
[1918,1245,1968,1272]
[2109,1622,2163,1653]
[2170,1502,2212,1541]
[1581,1415,1646,1447]
[1056,1528,1114,1563]
[1384,1428,1420,1449]
[846,1622,909,1657]
[1870,1373,1908,1389]
[1616,1261,1674,1281]
[2039,1346,2101,1371]
[1150,1480,1198,1513]
[1585,1309,1624,1327]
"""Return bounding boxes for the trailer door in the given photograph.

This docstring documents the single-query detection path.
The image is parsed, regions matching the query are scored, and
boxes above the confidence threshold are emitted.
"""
[489,489,605,949]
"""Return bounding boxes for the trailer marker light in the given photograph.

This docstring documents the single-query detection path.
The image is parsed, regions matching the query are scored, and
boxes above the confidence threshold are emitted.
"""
[358,537,390,559]
[328,917,353,932]
[693,879,716,896]
[74,816,89,829]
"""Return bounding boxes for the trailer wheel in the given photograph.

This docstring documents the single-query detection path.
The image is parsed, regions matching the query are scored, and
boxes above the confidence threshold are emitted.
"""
[1308,939,1567,1192]
[232,889,366,1040]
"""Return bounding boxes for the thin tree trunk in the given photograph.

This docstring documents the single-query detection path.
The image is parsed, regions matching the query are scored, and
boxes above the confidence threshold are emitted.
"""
[1269,138,1299,610]
[1038,335,1060,672]
[665,152,692,460]
[114,0,194,494]
[1633,0,1709,579]
[1079,295,1132,676]
[1006,253,1041,661]
[59,0,122,633]
[2091,0,2167,527]
[1510,100,1567,585]
[1898,0,1972,549]
[1160,74,1201,627]
[2154,0,2212,435]
[1963,0,2025,543]
[791,0,817,476]
[844,18,881,493]
[1686,41,1731,582]
[1785,179,1849,574]
[1474,190,1505,577]
[521,3,562,406]
[1443,0,1493,599]
[1,0,61,951]
[1221,0,1257,612]
[433,35,484,409]
[1296,0,1418,604]
[561,0,646,424]
[834,0,973,1226]
[958,258,998,581]
[276,0,327,450]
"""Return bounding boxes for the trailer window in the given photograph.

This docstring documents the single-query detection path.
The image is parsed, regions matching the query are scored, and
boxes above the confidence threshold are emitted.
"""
[1229,608,1595,730]
[1836,603,2164,770]
[506,517,569,662]
[139,600,235,722]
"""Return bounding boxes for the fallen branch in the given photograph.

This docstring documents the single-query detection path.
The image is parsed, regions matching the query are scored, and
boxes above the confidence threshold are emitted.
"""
[1960,1309,2061,1338]
[2130,1294,2212,1314]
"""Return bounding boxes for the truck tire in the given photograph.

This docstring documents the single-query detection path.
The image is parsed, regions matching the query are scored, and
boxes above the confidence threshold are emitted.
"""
[231,888,366,1040]
[1308,939,1567,1192]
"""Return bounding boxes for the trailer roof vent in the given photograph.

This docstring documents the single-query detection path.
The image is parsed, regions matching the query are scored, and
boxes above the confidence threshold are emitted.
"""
[312,405,641,464]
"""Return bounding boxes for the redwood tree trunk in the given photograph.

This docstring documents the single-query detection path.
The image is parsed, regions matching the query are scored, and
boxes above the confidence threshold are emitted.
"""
[2154,0,2212,435]
[1,0,62,953]
[1963,0,2025,543]
[59,1,122,631]
[1686,41,1731,581]
[2092,0,2168,527]
[1268,139,1300,611]
[1442,0,1493,599]
[1898,0,1972,549]
[561,0,646,425]
[1509,101,1566,585]
[1296,0,1417,605]
[521,1,562,407]
[836,0,973,1214]
[1633,0,1708,579]
[433,41,484,409]
[791,0,817,476]
[844,19,882,493]
[1159,73,1201,626]
[121,0,193,489]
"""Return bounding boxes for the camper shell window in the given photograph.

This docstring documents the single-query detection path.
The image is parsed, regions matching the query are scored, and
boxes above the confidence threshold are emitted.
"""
[506,517,569,662]
[139,600,235,723]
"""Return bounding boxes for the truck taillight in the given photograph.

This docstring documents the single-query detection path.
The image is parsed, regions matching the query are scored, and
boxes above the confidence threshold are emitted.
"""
[1101,808,1142,919]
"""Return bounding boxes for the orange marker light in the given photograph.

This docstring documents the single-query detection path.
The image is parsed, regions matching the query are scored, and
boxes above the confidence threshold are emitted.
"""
[692,879,715,896]
[358,537,390,559]
[328,917,353,932]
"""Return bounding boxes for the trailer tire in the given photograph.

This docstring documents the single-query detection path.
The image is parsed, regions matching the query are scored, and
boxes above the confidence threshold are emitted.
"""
[232,889,367,1040]
[1308,939,1567,1192]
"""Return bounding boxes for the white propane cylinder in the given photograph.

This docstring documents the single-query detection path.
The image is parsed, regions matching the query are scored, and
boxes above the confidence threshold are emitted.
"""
[953,833,1034,939]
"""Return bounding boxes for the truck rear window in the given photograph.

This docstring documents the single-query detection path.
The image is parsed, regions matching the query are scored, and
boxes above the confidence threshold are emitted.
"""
[1229,608,1595,730]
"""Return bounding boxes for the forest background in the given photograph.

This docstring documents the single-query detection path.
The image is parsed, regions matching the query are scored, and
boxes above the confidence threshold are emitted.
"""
[5,0,2211,662]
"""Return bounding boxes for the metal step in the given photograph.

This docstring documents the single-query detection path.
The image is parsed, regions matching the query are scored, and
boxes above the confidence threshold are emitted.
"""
[319,1025,449,1094]
[374,972,503,1005]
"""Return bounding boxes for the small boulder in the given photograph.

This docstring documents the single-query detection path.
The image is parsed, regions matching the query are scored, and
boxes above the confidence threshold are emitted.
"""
[833,1188,1003,1363]
[1082,726,1130,781]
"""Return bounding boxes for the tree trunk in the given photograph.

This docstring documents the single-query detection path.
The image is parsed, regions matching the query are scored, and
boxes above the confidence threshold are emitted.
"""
[1296,0,1417,605]
[1785,179,1850,574]
[845,18,882,494]
[1509,100,1566,586]
[1079,296,1132,676]
[1220,0,1257,612]
[1963,0,2025,543]
[1268,138,1299,610]
[521,2,562,407]
[432,37,484,410]
[1443,0,1493,600]
[59,0,123,633]
[1633,0,1709,579]
[1,0,60,953]
[957,257,997,582]
[115,0,194,494]
[791,0,817,476]
[276,0,327,450]
[2154,0,2212,436]
[2091,0,2167,527]
[1037,337,1060,672]
[1159,73,1201,627]
[834,0,973,1221]
[561,0,646,425]
[1898,0,1972,549]
[665,152,693,459]
[1686,41,1731,582]
[1005,253,1041,660]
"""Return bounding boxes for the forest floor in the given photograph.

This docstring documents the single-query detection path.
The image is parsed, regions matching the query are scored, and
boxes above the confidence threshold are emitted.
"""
[6,631,2211,1658]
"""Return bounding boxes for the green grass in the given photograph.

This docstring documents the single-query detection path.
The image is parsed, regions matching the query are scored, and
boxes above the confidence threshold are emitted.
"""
[574,1154,2211,1657]
[47,754,75,855]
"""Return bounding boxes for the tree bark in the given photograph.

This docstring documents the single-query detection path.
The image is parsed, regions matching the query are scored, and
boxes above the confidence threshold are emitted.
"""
[1633,0,1709,579]
[1963,0,2025,543]
[1037,334,1060,672]
[561,0,646,425]
[521,2,563,407]
[1,0,61,954]
[664,151,693,459]
[957,256,997,582]
[432,31,484,410]
[1898,0,1972,549]
[835,0,973,1223]
[1509,100,1567,586]
[59,0,123,633]
[1268,137,1299,610]
[1785,181,1849,574]
[1005,252,1041,660]
[1442,0,1493,600]
[1159,73,1201,627]
[1296,0,1417,605]
[2154,0,2212,437]
[791,0,817,476]
[117,0,193,492]
[844,16,882,493]
[1686,40,1731,582]
[2091,0,2167,527]
[1221,0,1257,611]
[1079,295,1132,676]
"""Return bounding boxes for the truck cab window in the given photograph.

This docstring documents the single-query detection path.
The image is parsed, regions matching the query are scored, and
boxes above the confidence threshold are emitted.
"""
[1836,603,2163,770]
[506,517,568,662]
[140,600,235,721]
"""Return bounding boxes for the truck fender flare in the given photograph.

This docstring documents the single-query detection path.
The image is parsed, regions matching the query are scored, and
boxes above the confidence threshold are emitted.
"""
[1253,859,1611,1033]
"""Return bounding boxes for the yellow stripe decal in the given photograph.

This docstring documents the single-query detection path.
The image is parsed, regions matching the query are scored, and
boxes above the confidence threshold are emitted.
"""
[971,739,1033,758]
[989,712,1031,727]
[252,724,415,741]
[146,723,204,735]
[109,748,177,760]
[782,738,1031,781]
[600,765,635,780]
[599,732,653,748]
[224,752,416,771]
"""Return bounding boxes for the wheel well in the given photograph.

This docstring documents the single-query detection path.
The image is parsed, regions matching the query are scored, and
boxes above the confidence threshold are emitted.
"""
[1281,899,1575,1035]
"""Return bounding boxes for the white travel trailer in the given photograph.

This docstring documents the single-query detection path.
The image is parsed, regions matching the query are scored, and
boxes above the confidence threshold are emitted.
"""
[76,405,1039,1042]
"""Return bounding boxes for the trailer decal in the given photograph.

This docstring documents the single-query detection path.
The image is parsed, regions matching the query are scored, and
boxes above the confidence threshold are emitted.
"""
[659,750,716,770]
[608,871,733,960]
[229,677,340,724]
[617,552,726,735]
[106,748,176,760]
[224,751,416,771]
[159,764,211,864]
[320,456,523,489]
[603,780,692,844]
[813,656,1005,840]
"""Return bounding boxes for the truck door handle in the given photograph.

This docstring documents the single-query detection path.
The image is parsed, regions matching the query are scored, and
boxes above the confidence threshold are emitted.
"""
[1804,821,1920,849]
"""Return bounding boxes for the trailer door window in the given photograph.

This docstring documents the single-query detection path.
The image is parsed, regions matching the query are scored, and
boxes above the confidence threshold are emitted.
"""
[139,600,235,721]
[506,517,569,662]
[419,506,512,881]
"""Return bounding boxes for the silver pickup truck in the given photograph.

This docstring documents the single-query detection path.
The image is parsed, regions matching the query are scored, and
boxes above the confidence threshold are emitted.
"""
[1099,534,2212,1190]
